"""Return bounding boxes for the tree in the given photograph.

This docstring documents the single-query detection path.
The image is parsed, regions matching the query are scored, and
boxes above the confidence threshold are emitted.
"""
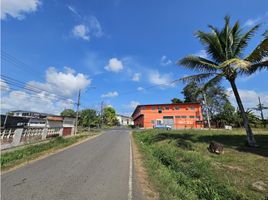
[79,109,99,127]
[182,82,200,102]
[60,109,76,117]
[178,16,268,146]
[171,98,183,103]
[102,107,118,126]
[182,82,230,120]
[213,102,236,127]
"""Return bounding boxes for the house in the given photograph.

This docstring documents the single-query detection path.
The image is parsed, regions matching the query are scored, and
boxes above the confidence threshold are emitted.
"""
[9,110,50,118]
[131,103,203,129]
[116,114,134,126]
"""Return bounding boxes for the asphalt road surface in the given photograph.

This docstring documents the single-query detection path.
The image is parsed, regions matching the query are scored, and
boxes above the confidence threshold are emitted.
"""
[1,129,145,200]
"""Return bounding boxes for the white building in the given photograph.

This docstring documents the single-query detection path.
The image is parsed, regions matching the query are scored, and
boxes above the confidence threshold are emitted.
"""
[116,114,134,126]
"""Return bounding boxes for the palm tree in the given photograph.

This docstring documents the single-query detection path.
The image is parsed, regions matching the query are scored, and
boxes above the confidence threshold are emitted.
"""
[177,16,268,146]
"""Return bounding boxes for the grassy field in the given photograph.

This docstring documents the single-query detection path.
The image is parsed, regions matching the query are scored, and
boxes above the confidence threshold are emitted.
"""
[133,129,268,200]
[1,132,97,171]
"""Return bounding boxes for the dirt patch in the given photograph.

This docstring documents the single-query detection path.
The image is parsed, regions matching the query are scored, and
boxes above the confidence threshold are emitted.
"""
[132,134,159,200]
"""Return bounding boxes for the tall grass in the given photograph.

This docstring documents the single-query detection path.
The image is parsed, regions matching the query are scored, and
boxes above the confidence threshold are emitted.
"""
[134,129,268,200]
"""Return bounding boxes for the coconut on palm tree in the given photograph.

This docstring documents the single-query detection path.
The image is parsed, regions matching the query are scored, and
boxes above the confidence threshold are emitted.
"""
[178,16,268,146]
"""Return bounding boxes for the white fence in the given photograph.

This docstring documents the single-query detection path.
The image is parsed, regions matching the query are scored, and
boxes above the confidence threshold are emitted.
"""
[0,126,64,150]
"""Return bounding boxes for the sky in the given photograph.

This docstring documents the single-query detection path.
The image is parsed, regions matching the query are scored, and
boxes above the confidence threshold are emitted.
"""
[1,0,268,117]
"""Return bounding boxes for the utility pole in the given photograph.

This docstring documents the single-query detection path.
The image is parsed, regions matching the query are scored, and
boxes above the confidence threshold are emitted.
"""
[258,96,266,128]
[203,93,211,130]
[75,89,81,135]
[100,101,104,128]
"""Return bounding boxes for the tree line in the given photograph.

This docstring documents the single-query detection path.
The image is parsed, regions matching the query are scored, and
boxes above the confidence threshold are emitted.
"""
[60,106,118,128]
[172,82,267,129]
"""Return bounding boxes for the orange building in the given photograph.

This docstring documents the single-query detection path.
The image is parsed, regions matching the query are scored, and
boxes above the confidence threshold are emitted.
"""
[132,103,203,129]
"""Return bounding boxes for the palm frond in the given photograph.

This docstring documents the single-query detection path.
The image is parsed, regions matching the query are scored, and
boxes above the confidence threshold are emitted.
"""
[179,73,218,84]
[203,73,224,90]
[245,37,268,63]
[235,24,261,57]
[195,31,225,63]
[244,60,268,74]
[220,58,251,70]
[178,56,219,72]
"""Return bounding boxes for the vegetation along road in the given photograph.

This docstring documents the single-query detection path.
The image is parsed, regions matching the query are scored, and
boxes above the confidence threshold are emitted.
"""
[1,129,145,200]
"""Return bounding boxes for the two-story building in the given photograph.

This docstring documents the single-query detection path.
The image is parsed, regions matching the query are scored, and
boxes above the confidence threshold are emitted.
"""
[131,103,203,129]
[116,114,134,126]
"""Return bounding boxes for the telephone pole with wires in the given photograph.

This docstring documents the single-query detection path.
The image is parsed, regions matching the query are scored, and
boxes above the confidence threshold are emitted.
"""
[75,89,81,135]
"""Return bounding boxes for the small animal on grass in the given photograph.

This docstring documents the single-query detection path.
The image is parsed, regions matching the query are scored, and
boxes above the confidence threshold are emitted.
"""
[208,141,224,154]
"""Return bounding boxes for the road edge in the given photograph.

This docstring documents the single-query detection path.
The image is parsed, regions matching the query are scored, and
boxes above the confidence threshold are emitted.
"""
[1,133,102,175]
[131,132,159,200]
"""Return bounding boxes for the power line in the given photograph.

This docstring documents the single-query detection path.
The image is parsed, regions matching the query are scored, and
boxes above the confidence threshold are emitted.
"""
[1,74,75,103]
[1,50,43,77]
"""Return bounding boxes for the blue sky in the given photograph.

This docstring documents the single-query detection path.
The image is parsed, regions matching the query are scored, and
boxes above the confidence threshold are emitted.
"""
[1,0,268,117]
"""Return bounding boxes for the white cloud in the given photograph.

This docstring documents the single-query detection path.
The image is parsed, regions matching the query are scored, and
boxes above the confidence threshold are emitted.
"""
[104,58,123,72]
[132,73,141,82]
[1,67,90,114]
[1,90,74,115]
[0,79,10,92]
[88,16,103,38]
[160,55,172,66]
[27,67,91,97]
[101,91,119,98]
[227,88,268,118]
[137,87,144,91]
[148,70,175,88]
[195,50,208,59]
[72,24,90,41]
[1,0,40,20]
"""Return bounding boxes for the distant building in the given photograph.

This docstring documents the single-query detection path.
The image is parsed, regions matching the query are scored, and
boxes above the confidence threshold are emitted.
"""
[131,103,203,129]
[116,114,134,126]
[9,110,51,118]
[1,111,76,137]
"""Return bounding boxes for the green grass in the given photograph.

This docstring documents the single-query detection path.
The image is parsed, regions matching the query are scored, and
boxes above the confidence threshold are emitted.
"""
[1,133,96,170]
[133,129,268,200]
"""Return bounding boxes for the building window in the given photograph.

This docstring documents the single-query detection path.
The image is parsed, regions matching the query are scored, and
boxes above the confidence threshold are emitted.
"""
[181,116,187,118]
[175,116,181,118]
[165,106,169,110]
[158,110,162,113]
[152,106,156,110]
[189,116,195,118]
[175,106,180,110]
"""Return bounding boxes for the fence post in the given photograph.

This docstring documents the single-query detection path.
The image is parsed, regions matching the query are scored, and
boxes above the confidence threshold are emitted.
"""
[12,128,23,147]
[42,127,48,140]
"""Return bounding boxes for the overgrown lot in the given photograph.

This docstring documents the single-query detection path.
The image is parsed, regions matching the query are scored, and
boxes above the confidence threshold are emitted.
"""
[133,129,268,200]
[1,133,97,170]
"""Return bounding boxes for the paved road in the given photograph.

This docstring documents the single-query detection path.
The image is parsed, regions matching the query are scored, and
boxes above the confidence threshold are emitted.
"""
[1,129,145,200]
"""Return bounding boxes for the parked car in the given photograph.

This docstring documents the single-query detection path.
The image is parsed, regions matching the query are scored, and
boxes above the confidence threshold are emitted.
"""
[153,124,172,130]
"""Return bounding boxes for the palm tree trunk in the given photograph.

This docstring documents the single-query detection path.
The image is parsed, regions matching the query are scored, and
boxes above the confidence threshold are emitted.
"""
[229,79,257,147]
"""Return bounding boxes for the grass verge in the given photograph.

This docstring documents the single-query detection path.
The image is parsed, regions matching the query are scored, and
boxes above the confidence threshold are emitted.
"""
[1,132,97,171]
[133,129,268,200]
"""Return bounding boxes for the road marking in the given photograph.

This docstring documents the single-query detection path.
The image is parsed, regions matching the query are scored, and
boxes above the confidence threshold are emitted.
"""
[128,133,133,200]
